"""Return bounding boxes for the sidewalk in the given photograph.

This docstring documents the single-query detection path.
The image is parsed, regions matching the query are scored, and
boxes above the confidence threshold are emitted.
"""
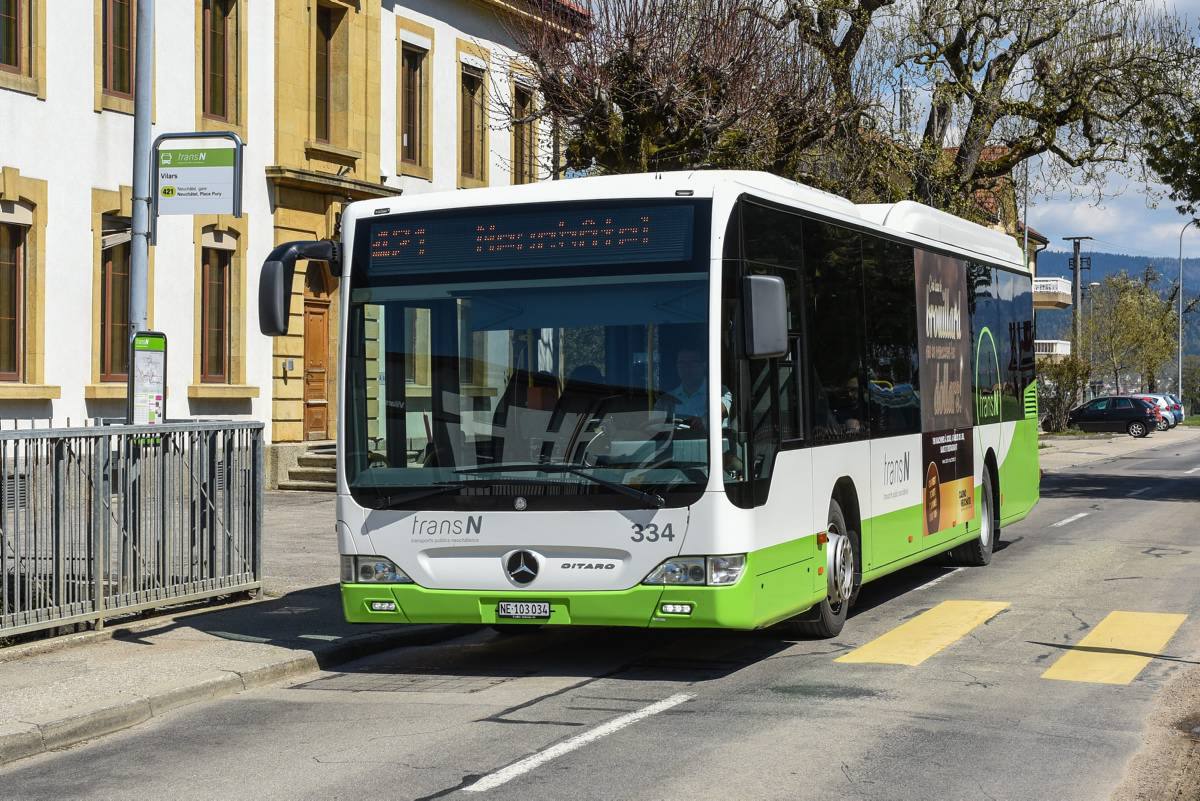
[1038,425,1200,473]
[0,491,465,766]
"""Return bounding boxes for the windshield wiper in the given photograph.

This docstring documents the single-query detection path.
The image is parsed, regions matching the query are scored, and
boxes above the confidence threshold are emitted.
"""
[455,463,665,509]
[357,482,465,510]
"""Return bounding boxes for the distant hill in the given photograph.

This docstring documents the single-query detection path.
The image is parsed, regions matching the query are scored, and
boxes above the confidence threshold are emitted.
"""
[1034,250,1200,356]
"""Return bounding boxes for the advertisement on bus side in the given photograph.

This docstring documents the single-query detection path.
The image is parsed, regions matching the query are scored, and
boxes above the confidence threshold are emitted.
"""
[915,250,975,535]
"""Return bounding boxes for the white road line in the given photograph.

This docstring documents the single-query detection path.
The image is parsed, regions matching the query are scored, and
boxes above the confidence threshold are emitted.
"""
[1186,467,1200,475]
[1125,487,1150,497]
[464,693,693,793]
[916,566,964,591]
[1050,512,1090,528]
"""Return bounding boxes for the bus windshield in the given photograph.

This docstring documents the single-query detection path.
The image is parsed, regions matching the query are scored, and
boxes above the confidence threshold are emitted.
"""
[343,200,712,511]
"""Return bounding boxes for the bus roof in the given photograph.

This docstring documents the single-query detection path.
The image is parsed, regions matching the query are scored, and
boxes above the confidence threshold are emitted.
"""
[351,170,1028,272]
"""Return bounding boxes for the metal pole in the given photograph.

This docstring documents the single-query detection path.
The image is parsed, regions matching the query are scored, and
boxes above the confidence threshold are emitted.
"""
[1181,220,1197,397]
[1064,236,1093,347]
[129,0,155,337]
[1022,161,1030,272]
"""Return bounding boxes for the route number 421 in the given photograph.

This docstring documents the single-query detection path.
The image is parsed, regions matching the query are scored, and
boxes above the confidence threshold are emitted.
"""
[630,523,675,543]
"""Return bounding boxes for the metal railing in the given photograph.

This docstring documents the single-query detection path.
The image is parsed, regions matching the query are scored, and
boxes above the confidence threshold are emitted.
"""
[1033,277,1072,295]
[1,421,262,639]
[1034,339,1072,356]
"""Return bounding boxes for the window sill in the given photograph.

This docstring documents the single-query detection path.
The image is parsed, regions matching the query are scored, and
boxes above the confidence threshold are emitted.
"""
[188,384,260,400]
[304,140,362,168]
[84,383,128,400]
[99,92,134,115]
[0,71,41,98]
[399,162,433,181]
[458,175,488,190]
[0,384,62,400]
[200,114,247,142]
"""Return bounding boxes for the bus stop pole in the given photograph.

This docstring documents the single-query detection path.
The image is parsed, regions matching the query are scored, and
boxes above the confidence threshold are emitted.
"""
[129,0,155,337]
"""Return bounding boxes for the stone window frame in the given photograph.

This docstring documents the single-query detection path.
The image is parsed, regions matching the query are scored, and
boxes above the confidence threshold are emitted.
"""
[195,0,247,139]
[457,39,490,189]
[396,16,433,181]
[189,215,258,399]
[0,0,45,98]
[0,166,56,399]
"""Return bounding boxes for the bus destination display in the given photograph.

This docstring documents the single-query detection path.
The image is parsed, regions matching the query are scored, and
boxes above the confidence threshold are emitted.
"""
[368,204,695,273]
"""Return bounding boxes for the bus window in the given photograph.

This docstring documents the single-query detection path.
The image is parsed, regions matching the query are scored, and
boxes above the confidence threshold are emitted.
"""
[803,220,867,443]
[863,239,921,437]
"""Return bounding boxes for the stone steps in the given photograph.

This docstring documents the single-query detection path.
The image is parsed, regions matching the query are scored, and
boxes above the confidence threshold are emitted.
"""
[281,443,337,492]
[277,479,336,493]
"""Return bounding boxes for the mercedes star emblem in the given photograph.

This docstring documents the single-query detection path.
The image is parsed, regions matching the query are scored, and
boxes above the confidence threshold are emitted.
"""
[513,496,528,511]
[505,550,539,585]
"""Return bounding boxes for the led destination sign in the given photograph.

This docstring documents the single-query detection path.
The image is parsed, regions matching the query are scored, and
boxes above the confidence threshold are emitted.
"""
[367,204,695,273]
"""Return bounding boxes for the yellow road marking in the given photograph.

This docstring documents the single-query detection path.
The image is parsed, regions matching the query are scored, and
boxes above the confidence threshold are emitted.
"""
[1041,611,1187,685]
[835,600,1009,666]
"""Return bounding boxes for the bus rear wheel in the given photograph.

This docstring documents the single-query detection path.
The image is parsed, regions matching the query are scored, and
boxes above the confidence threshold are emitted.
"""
[947,468,996,567]
[793,498,857,639]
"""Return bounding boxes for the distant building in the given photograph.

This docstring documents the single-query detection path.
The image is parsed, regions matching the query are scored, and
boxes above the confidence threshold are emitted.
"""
[0,1,571,485]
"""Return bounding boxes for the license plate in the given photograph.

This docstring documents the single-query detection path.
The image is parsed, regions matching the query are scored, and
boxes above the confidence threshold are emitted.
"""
[497,601,550,619]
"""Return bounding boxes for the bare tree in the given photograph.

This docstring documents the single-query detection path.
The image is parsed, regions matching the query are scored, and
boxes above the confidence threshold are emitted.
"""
[506,0,868,176]
[767,0,1198,216]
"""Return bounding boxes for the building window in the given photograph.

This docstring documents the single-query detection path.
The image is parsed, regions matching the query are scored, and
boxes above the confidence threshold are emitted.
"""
[0,222,24,381]
[0,0,21,73]
[102,0,134,98]
[400,44,426,168]
[460,64,485,183]
[314,5,334,143]
[201,247,230,383]
[202,0,236,120]
[99,224,130,382]
[512,83,537,185]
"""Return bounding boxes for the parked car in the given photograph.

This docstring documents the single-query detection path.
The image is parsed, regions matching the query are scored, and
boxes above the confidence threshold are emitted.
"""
[1067,396,1159,437]
[1165,393,1185,423]
[1133,394,1177,430]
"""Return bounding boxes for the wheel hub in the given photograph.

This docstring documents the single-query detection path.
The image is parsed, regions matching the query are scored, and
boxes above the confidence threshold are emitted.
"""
[826,528,855,605]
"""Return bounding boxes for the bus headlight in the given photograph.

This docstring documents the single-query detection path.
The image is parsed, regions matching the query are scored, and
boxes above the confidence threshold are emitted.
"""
[708,555,746,585]
[643,555,745,586]
[342,555,413,584]
[643,557,706,585]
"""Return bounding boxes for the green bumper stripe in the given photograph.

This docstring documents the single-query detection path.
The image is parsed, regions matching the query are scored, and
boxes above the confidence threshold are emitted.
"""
[342,537,823,630]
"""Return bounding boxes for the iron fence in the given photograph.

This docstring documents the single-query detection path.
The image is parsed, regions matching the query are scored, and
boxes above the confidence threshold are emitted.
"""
[0,421,263,639]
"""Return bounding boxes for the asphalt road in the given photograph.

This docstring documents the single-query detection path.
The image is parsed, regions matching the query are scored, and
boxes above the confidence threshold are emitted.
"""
[4,436,1198,801]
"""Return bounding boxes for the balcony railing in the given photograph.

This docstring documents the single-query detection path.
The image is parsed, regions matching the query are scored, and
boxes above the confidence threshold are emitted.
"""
[1033,277,1072,294]
[1035,339,1072,357]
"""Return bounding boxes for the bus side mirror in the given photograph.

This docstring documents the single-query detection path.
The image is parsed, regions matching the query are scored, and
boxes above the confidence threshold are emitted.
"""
[258,240,339,336]
[743,275,787,359]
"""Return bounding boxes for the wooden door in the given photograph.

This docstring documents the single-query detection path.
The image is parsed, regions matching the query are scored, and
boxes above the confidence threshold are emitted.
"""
[304,300,330,440]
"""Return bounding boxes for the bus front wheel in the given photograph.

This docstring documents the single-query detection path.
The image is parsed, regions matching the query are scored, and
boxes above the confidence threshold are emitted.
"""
[793,498,858,639]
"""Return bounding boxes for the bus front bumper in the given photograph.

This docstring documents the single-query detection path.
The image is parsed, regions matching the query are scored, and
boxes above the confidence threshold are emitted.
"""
[340,580,802,630]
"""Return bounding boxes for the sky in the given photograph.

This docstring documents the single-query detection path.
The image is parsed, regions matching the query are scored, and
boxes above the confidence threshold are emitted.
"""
[1029,0,1200,258]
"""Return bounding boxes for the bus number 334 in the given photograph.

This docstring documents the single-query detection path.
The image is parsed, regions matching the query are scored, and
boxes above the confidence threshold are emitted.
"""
[631,523,676,543]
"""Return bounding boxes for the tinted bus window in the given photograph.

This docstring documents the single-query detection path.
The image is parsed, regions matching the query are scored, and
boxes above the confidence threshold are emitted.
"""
[803,219,866,443]
[970,262,1003,426]
[863,239,921,437]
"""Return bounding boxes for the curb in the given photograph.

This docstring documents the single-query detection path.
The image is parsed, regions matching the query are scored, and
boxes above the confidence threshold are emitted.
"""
[0,623,469,768]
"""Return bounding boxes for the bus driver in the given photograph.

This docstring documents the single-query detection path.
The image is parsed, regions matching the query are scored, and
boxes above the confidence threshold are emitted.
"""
[661,347,732,431]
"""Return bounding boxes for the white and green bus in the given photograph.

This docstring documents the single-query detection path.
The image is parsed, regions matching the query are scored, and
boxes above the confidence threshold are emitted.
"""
[259,170,1039,637]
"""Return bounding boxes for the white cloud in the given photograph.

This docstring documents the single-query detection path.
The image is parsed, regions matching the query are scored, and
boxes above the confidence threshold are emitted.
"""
[1030,174,1198,258]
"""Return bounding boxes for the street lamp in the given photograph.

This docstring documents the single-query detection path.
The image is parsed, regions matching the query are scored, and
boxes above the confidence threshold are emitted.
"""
[1179,219,1199,396]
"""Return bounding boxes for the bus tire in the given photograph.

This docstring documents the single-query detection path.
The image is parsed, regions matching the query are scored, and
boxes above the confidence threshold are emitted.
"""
[947,468,997,567]
[793,499,857,639]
